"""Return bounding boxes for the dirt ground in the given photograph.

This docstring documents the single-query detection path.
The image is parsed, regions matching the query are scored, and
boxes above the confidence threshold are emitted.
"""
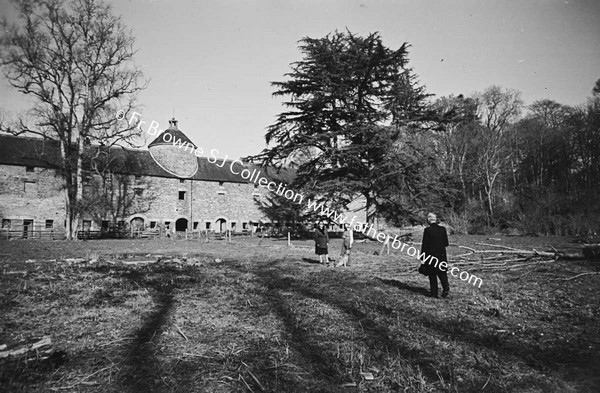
[0,234,599,392]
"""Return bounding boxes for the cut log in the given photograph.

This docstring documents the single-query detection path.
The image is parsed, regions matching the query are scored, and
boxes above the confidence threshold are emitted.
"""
[0,336,52,361]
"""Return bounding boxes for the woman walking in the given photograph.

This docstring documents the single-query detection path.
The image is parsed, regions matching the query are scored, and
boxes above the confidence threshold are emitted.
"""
[314,220,329,265]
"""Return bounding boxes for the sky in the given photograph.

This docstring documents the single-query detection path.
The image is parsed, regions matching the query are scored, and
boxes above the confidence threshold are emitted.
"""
[0,0,599,160]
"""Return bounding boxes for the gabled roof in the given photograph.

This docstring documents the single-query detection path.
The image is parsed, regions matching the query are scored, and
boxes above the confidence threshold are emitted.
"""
[0,134,64,168]
[0,134,293,185]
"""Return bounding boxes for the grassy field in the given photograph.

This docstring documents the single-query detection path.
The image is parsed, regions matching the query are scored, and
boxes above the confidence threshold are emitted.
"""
[0,235,599,392]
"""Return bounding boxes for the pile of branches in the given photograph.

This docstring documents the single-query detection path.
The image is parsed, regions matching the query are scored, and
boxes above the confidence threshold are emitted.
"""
[451,242,599,280]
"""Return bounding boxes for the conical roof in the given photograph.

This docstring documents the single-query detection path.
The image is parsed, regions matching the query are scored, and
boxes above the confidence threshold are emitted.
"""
[148,118,197,149]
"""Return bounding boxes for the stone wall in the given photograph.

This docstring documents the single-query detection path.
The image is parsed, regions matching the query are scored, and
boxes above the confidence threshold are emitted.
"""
[0,162,272,234]
[0,161,369,235]
[0,164,65,230]
[124,175,267,232]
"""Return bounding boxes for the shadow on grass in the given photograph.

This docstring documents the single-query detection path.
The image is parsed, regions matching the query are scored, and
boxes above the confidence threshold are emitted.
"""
[122,289,173,392]
[116,266,180,392]
[376,277,430,297]
[301,257,323,264]
[231,264,444,391]
[238,260,600,392]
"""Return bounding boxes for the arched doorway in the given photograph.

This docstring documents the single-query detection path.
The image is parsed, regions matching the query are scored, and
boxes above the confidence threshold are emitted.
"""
[176,218,188,231]
[216,218,227,233]
[130,217,144,230]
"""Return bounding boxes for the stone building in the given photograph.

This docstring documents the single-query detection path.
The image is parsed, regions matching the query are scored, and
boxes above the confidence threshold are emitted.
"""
[0,118,369,239]
[0,119,293,238]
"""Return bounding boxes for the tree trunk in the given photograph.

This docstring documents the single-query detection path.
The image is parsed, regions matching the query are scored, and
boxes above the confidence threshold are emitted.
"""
[486,187,494,225]
[458,152,467,199]
[65,194,73,240]
[63,135,84,240]
[74,136,84,239]
[365,192,376,225]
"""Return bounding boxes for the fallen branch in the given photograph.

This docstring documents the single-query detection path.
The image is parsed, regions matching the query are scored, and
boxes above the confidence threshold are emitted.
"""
[492,259,558,269]
[54,363,118,390]
[175,325,189,341]
[454,243,591,262]
[239,374,254,393]
[562,272,600,281]
[242,361,265,392]
[476,242,522,251]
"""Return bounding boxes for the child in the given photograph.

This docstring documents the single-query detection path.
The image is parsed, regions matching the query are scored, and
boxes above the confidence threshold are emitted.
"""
[336,223,353,267]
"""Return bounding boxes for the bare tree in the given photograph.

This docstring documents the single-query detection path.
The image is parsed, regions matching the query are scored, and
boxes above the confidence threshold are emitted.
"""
[473,86,523,220]
[0,0,146,239]
[433,94,479,199]
[80,145,157,232]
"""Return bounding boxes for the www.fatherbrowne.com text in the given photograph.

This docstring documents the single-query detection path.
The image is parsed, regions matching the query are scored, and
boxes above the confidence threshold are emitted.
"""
[116,111,483,288]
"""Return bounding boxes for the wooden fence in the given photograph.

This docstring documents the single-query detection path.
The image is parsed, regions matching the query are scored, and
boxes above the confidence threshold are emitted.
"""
[0,228,66,240]
[0,227,322,241]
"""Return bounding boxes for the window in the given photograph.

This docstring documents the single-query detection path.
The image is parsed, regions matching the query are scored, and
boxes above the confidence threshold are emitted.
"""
[193,221,199,230]
[24,181,37,194]
[242,222,248,230]
[82,220,91,232]
[180,179,185,183]
[218,182,224,187]
[205,222,211,230]
[25,165,34,173]
[178,191,186,200]
[218,182,226,195]
[117,220,125,228]
[45,220,54,229]
[150,221,157,229]
[231,222,237,231]
[1,219,11,228]
[101,221,109,231]
[164,221,171,229]
[135,188,143,197]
